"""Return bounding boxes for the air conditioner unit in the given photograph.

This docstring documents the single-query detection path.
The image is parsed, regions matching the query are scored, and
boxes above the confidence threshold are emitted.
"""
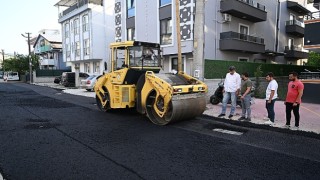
[223,13,232,22]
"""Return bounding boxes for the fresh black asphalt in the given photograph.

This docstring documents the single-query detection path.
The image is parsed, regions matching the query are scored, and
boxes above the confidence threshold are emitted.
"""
[0,83,320,179]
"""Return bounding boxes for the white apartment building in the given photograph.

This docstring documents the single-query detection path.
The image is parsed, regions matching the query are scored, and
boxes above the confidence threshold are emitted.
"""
[55,0,115,75]
[114,0,310,75]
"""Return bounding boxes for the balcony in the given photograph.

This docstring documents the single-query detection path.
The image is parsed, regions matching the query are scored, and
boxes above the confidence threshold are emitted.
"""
[284,45,308,59]
[39,45,51,53]
[40,59,55,66]
[285,20,305,37]
[56,0,102,22]
[220,0,267,22]
[220,31,265,53]
[287,1,310,16]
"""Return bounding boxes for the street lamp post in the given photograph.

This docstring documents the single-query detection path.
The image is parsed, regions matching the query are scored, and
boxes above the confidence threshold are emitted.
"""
[21,32,32,84]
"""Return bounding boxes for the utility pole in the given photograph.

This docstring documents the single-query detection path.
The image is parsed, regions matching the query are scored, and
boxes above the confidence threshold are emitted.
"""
[175,0,182,72]
[21,32,32,83]
[193,0,205,81]
[1,49,4,71]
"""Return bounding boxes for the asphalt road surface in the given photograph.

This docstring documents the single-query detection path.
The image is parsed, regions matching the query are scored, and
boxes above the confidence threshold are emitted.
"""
[1,83,320,180]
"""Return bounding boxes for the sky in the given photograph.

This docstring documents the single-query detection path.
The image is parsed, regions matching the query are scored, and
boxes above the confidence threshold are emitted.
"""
[0,0,60,55]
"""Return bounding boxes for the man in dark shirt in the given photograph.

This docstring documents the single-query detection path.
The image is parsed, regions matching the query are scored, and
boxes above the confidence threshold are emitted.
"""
[238,72,253,121]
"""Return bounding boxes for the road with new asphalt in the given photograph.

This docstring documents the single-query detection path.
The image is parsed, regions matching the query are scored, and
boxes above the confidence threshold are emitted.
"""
[1,82,320,179]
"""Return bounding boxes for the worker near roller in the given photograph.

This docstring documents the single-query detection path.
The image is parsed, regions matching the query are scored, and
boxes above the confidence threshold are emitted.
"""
[218,66,241,119]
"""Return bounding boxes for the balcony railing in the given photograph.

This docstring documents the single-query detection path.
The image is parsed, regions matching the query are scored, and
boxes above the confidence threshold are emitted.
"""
[285,45,304,51]
[305,11,320,20]
[62,0,102,16]
[238,0,266,11]
[220,31,264,44]
[40,59,55,66]
[285,20,305,27]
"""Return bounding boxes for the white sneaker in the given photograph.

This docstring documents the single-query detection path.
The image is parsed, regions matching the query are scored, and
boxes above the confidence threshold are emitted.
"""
[291,126,299,131]
[263,117,270,121]
[264,120,273,125]
[282,125,290,128]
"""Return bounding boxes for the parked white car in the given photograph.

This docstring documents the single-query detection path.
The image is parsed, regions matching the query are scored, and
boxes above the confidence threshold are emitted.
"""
[80,75,101,91]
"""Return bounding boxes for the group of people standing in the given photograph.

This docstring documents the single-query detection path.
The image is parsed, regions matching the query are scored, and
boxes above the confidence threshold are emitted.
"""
[217,66,304,129]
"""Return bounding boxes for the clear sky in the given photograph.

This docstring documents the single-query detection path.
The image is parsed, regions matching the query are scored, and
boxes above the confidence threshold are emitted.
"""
[0,0,60,55]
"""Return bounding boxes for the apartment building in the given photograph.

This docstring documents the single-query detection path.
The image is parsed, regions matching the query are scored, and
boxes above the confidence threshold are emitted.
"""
[114,0,310,75]
[304,0,320,53]
[55,0,115,75]
[33,29,67,70]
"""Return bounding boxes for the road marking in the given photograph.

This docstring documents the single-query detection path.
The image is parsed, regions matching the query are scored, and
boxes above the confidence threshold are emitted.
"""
[301,105,320,118]
[0,172,3,180]
[212,128,243,135]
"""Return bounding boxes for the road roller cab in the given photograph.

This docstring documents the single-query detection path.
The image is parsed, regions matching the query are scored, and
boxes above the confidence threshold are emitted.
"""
[94,41,208,125]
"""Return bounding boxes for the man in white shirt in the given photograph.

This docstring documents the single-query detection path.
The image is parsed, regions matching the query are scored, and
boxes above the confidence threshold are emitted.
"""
[218,66,241,119]
[264,72,278,125]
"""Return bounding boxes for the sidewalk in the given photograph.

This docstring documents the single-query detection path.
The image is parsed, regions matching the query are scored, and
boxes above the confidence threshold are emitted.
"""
[203,99,320,134]
[32,82,320,134]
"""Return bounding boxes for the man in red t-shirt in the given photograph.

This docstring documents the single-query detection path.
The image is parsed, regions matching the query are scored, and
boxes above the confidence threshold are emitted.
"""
[284,72,304,129]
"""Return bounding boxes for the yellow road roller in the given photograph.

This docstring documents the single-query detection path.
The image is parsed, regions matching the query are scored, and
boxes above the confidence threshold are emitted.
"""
[94,41,207,125]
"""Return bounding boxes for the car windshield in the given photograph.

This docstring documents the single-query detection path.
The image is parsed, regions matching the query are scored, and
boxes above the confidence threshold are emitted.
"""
[86,75,96,80]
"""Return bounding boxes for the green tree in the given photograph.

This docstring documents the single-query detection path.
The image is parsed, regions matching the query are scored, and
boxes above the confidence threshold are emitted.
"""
[2,54,39,75]
[306,51,320,67]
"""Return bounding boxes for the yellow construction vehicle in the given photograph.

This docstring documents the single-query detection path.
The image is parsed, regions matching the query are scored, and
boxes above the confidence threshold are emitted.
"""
[94,41,207,125]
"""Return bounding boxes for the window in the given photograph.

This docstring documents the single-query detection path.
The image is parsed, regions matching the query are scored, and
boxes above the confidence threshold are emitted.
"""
[160,0,172,6]
[171,57,185,72]
[82,14,89,32]
[74,18,79,35]
[93,62,100,74]
[160,18,172,45]
[288,38,294,50]
[75,42,80,56]
[239,24,249,41]
[66,44,70,58]
[128,46,160,67]
[84,63,90,73]
[127,28,135,41]
[238,57,249,62]
[127,0,135,18]
[84,39,90,55]
[113,48,126,70]
[65,23,69,38]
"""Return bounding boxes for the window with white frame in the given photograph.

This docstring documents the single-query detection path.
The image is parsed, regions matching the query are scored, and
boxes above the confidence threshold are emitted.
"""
[84,63,90,73]
[74,18,79,35]
[82,14,89,32]
[170,57,185,72]
[127,28,135,41]
[93,62,100,74]
[160,18,172,45]
[84,39,90,56]
[65,23,69,38]
[66,44,70,58]
[75,42,80,57]
[238,57,249,62]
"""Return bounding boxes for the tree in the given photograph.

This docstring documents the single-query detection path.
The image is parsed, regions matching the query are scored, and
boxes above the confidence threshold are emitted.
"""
[306,51,320,67]
[2,54,39,75]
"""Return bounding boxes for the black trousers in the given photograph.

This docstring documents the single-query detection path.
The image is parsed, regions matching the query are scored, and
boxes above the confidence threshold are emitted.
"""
[285,102,300,127]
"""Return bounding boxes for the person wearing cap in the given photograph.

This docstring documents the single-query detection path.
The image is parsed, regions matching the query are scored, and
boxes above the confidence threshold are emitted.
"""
[218,66,241,119]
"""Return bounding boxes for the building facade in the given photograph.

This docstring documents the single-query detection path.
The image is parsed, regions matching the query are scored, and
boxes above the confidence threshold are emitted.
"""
[113,0,310,75]
[304,0,320,53]
[33,29,67,70]
[55,0,115,75]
